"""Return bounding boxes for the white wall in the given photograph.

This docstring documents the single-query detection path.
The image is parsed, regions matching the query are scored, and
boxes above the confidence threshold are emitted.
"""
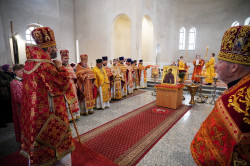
[0,0,76,66]
[171,0,250,65]
[74,0,138,66]
[1,0,250,69]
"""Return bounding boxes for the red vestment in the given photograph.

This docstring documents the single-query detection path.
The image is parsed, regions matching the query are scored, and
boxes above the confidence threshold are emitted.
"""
[63,65,80,120]
[21,46,75,166]
[191,59,204,82]
[191,74,250,165]
[10,78,23,142]
[76,63,96,110]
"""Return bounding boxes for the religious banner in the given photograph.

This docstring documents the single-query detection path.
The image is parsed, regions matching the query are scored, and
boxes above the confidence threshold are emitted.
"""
[161,66,178,85]
[151,65,159,78]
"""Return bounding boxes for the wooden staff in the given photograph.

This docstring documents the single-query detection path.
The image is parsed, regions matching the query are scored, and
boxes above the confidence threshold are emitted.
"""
[68,103,84,152]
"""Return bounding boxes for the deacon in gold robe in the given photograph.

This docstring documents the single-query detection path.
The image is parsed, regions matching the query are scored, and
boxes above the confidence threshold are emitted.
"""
[126,58,134,94]
[138,59,147,88]
[93,59,110,109]
[178,56,187,82]
[110,59,123,99]
[205,53,216,85]
[76,54,97,115]
[191,25,250,166]
[117,56,128,96]
[102,56,113,99]
[61,49,80,120]
[132,60,140,90]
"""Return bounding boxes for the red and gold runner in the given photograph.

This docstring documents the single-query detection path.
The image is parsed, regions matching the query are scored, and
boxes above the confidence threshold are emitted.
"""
[77,101,191,165]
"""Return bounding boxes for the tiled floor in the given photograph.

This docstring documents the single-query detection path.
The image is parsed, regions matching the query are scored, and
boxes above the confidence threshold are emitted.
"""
[0,90,214,165]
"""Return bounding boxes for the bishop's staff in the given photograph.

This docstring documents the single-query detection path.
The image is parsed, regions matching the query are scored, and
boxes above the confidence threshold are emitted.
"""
[10,21,19,64]
[66,102,84,152]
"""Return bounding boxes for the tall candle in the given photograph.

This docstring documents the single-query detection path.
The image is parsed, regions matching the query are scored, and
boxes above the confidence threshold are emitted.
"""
[186,48,187,58]
[205,46,209,60]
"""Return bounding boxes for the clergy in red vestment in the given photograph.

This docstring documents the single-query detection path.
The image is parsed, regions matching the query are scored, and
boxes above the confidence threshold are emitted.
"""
[10,64,24,143]
[191,25,250,165]
[20,27,75,166]
[76,54,97,115]
[60,49,80,121]
[191,55,204,83]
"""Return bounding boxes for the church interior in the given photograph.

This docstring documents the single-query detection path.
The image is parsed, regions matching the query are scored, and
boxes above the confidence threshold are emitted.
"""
[0,0,250,165]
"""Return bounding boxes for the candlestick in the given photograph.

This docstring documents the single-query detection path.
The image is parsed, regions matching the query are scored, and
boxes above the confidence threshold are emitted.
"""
[205,46,208,60]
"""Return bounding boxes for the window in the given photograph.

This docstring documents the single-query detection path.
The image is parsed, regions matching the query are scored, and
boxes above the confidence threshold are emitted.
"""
[188,28,196,50]
[231,21,239,27]
[179,27,186,50]
[244,17,250,25]
[26,23,42,45]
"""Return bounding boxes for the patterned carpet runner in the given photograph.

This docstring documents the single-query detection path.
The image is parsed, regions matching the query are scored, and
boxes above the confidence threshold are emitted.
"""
[0,141,116,166]
[77,101,191,166]
[0,101,191,166]
[110,89,146,103]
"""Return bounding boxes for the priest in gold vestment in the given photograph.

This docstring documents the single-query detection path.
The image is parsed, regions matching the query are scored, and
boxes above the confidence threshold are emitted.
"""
[178,56,188,82]
[110,59,123,99]
[76,54,97,115]
[102,56,113,99]
[126,58,134,94]
[204,53,216,85]
[138,59,147,88]
[118,57,128,96]
[191,25,250,166]
[132,60,140,90]
[93,59,110,109]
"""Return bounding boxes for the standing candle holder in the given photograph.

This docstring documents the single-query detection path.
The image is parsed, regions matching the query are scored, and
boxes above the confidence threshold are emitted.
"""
[151,73,158,96]
[196,76,206,103]
[209,77,219,105]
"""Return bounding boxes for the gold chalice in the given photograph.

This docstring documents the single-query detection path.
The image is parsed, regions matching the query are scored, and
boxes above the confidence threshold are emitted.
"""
[186,83,200,105]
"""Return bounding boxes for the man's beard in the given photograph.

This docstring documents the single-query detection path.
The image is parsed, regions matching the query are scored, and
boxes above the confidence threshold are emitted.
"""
[62,62,68,66]
[50,50,57,59]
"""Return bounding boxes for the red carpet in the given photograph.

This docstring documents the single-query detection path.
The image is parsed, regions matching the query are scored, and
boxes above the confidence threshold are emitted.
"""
[0,151,28,166]
[110,89,146,103]
[78,101,191,165]
[0,101,190,166]
[0,140,116,166]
